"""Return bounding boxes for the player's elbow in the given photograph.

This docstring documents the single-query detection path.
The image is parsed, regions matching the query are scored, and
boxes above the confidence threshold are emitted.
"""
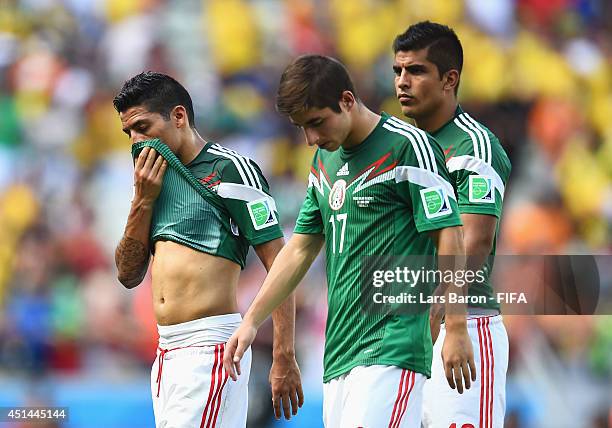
[291,234,323,265]
[117,273,143,289]
[464,232,494,257]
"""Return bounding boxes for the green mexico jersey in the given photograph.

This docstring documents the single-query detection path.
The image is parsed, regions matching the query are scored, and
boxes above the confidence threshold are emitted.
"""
[295,113,462,381]
[431,106,512,311]
[132,140,283,268]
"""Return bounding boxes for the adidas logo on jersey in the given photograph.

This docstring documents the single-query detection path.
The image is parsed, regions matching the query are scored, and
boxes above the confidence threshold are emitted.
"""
[337,163,349,176]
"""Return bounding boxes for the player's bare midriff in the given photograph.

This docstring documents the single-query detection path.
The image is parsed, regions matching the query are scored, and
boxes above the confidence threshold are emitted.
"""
[151,240,240,326]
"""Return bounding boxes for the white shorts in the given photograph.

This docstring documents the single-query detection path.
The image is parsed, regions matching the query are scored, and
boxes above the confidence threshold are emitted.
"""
[151,313,252,428]
[323,365,426,428]
[422,315,509,428]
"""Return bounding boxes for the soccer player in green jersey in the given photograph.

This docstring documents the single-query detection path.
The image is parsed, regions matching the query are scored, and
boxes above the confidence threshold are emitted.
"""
[113,72,303,426]
[392,22,512,428]
[224,55,475,428]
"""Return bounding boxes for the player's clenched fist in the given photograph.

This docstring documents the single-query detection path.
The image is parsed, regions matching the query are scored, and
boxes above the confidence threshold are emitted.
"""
[134,146,168,204]
[223,322,258,381]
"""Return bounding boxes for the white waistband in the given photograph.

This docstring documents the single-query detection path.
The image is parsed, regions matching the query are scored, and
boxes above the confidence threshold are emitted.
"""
[157,313,242,349]
[442,314,504,330]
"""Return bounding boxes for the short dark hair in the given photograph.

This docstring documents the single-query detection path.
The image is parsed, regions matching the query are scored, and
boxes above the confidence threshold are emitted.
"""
[393,21,463,84]
[113,71,195,128]
[276,54,358,116]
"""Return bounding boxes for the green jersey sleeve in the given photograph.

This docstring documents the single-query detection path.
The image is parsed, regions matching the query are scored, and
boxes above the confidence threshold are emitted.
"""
[394,134,463,233]
[216,153,283,246]
[446,134,511,218]
[294,157,324,235]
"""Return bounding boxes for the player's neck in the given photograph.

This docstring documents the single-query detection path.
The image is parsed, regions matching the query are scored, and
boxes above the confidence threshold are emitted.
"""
[343,106,380,150]
[177,130,206,165]
[414,101,457,134]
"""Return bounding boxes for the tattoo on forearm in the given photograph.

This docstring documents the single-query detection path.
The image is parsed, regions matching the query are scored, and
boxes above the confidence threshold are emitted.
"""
[115,236,148,284]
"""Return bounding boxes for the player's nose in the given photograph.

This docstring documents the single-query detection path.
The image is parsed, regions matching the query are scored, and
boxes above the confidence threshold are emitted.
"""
[303,129,318,146]
[396,70,411,88]
[131,132,148,144]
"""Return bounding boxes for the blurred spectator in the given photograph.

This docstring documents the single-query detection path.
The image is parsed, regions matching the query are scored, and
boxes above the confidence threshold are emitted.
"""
[0,1,610,427]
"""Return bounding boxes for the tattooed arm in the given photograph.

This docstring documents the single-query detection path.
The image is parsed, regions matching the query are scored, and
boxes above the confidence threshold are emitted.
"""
[116,147,168,288]
[115,203,153,288]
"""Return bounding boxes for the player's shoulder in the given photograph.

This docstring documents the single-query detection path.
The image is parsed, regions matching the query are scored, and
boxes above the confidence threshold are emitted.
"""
[448,110,509,163]
[380,114,435,144]
[205,142,267,188]
[447,110,505,156]
[379,113,440,158]
[446,110,511,180]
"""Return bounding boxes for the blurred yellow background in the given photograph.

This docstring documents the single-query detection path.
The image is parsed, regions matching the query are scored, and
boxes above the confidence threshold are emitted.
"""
[0,0,610,427]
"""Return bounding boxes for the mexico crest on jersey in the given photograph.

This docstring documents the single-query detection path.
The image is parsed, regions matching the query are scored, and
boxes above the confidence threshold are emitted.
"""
[329,179,347,211]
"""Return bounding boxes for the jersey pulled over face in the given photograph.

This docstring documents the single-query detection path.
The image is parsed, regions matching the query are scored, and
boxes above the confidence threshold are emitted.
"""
[121,106,182,154]
[295,112,462,382]
[132,139,283,269]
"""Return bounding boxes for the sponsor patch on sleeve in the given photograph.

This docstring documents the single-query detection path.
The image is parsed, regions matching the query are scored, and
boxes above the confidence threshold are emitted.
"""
[420,186,452,219]
[247,198,278,230]
[468,175,495,203]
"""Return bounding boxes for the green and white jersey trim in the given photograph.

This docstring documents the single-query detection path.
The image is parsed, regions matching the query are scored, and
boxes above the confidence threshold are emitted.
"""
[206,143,280,233]
[217,182,278,210]
[383,115,438,174]
[308,169,330,196]
[395,166,456,201]
[431,105,512,312]
[307,162,456,201]
[207,143,263,190]
[446,155,505,200]
[307,115,456,201]
[453,112,492,165]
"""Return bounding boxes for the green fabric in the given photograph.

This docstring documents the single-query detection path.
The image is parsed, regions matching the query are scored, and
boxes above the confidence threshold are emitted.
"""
[431,105,512,311]
[186,142,284,246]
[295,113,462,381]
[131,139,282,268]
[131,139,222,210]
[0,96,21,146]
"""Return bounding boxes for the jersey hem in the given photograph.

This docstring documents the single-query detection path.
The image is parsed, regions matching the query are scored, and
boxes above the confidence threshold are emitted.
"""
[248,229,284,247]
[151,235,244,268]
[414,218,463,234]
[458,205,501,218]
[323,359,431,383]
[466,301,501,311]
[293,226,324,235]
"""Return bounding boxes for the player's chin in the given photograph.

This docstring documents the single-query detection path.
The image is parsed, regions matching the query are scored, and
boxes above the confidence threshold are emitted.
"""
[400,104,418,119]
[319,142,340,152]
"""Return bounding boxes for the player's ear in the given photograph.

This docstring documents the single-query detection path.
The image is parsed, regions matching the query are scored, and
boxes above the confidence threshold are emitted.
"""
[443,70,460,93]
[171,105,189,129]
[340,91,356,112]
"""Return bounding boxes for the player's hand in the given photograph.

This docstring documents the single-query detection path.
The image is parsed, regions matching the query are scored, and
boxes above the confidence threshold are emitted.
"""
[269,352,304,420]
[133,147,168,204]
[441,322,476,394]
[223,322,258,381]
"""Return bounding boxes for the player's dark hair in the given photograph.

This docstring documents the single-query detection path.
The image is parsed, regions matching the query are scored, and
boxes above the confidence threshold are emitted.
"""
[276,54,359,116]
[393,21,463,93]
[113,71,195,128]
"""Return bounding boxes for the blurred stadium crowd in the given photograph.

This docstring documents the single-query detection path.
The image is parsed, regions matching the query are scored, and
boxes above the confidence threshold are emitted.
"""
[0,0,611,427]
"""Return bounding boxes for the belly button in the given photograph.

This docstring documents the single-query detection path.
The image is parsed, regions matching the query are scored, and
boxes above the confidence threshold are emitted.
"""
[160,298,165,303]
